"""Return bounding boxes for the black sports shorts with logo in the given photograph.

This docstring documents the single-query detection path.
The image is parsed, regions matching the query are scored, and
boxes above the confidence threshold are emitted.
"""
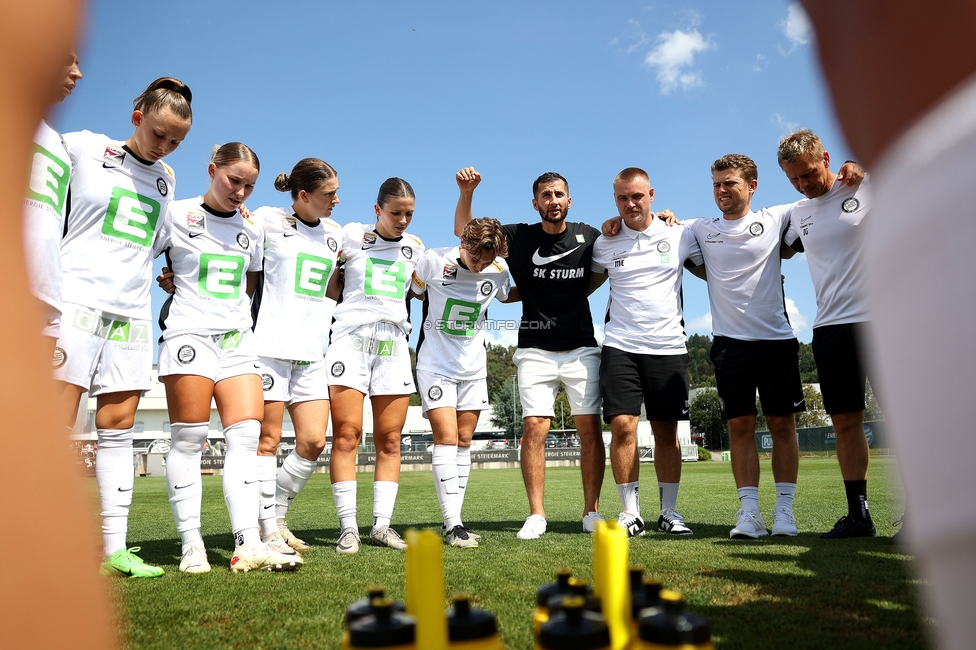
[811,322,868,414]
[600,345,690,423]
[710,336,805,419]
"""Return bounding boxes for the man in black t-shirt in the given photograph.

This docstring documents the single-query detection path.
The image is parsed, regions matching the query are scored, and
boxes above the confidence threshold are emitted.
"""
[454,167,608,539]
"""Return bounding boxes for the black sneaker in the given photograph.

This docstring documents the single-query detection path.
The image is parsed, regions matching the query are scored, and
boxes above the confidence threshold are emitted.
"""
[820,515,876,539]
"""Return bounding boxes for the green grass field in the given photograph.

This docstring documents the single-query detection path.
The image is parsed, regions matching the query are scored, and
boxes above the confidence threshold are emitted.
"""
[101,457,925,649]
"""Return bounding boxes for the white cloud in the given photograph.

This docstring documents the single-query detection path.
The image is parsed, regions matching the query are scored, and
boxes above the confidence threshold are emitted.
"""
[772,112,799,134]
[686,312,712,334]
[486,327,518,347]
[592,321,606,346]
[785,297,809,334]
[643,29,715,95]
[753,53,766,73]
[779,3,812,53]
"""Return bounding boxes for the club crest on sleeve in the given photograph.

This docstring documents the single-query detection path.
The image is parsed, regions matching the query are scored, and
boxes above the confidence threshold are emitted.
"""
[237,232,250,249]
[401,246,413,259]
[480,281,493,296]
[156,177,168,196]
[327,237,338,252]
[842,198,860,213]
[748,222,764,237]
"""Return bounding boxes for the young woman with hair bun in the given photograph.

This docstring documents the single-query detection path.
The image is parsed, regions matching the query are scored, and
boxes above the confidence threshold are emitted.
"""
[325,177,424,554]
[55,76,192,578]
[249,158,343,555]
[153,142,300,573]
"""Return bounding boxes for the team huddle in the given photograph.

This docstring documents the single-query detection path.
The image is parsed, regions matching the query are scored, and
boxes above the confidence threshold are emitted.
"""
[27,62,876,578]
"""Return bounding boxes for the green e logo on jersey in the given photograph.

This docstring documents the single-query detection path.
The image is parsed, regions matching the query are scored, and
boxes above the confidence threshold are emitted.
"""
[294,253,333,298]
[27,145,70,216]
[198,254,245,299]
[102,187,160,246]
[364,258,406,299]
[441,298,481,336]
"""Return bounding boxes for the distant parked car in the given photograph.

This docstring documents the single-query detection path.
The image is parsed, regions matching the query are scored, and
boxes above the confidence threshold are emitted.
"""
[487,439,509,450]
[545,434,558,448]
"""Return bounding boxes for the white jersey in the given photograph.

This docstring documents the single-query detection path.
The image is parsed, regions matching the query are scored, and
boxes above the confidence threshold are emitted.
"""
[784,178,871,328]
[592,220,703,355]
[153,198,264,338]
[251,206,341,362]
[24,120,70,314]
[412,246,511,380]
[686,204,796,341]
[61,130,176,319]
[330,222,424,340]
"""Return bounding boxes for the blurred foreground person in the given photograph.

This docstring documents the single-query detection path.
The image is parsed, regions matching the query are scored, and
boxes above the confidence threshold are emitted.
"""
[0,0,114,646]
[801,1,976,648]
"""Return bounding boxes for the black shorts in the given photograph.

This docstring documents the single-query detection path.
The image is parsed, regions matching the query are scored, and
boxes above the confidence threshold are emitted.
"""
[812,322,867,414]
[710,336,804,419]
[600,346,689,423]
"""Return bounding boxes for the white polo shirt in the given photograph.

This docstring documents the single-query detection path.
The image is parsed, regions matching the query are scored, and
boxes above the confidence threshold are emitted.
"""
[592,219,702,355]
[686,204,796,341]
[784,178,871,328]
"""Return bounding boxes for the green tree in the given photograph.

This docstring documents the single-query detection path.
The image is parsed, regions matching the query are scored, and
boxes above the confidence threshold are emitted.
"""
[686,334,716,388]
[798,342,819,384]
[489,379,522,440]
[690,389,727,450]
[795,384,829,428]
[485,343,518,402]
[408,347,421,406]
[755,396,767,432]
[865,379,884,421]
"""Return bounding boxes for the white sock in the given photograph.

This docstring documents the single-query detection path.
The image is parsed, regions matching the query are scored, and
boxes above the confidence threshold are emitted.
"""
[372,480,399,531]
[616,481,640,515]
[456,446,472,513]
[774,482,797,512]
[432,444,461,529]
[256,455,278,537]
[166,422,208,545]
[96,428,134,556]
[332,480,357,531]
[737,486,761,514]
[659,482,680,512]
[222,419,261,547]
[276,450,317,519]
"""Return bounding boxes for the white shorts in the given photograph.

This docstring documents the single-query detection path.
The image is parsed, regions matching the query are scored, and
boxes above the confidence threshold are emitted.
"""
[258,356,330,405]
[158,330,260,383]
[513,346,602,417]
[39,302,60,339]
[417,369,488,415]
[325,322,414,397]
[52,302,152,395]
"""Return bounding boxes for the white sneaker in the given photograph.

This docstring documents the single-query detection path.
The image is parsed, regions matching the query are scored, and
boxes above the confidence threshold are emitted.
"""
[263,531,302,558]
[277,518,311,552]
[441,523,481,540]
[657,508,693,536]
[730,509,768,539]
[582,511,605,533]
[336,527,361,555]
[771,506,798,536]
[179,541,211,574]
[445,525,479,549]
[368,525,408,550]
[516,514,547,540]
[230,540,302,573]
[618,511,646,538]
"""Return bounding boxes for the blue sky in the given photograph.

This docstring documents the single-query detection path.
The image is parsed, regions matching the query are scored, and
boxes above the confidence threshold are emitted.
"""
[54,0,851,352]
